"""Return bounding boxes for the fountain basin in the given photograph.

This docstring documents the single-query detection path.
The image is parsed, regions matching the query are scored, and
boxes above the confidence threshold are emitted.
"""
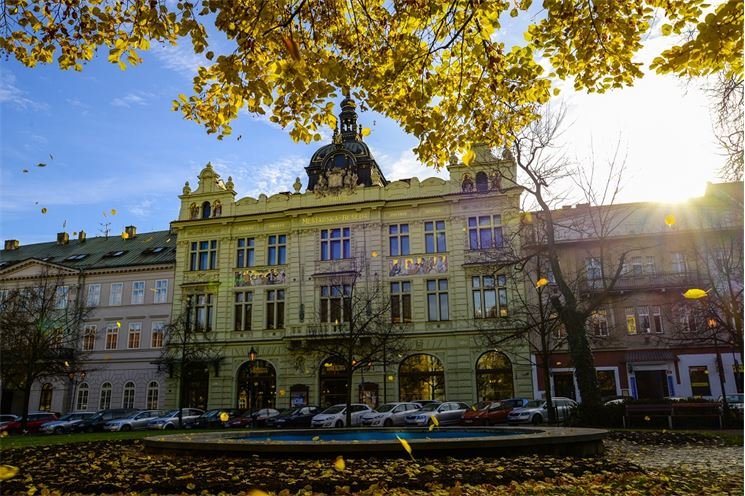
[143,426,607,458]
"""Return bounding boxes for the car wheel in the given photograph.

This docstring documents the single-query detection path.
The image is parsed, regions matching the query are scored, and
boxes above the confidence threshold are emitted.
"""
[334,420,343,428]
[383,418,393,427]
[121,425,132,432]
[531,414,543,425]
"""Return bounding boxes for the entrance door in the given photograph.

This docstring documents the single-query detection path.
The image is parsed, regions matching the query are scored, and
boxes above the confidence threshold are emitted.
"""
[635,370,669,399]
[553,372,576,399]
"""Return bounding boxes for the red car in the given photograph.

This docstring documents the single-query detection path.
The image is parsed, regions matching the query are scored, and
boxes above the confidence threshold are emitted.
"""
[462,399,530,426]
[0,412,58,434]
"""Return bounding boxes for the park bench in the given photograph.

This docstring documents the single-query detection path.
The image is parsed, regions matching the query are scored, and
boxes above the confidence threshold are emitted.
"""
[623,402,722,429]
[623,404,674,429]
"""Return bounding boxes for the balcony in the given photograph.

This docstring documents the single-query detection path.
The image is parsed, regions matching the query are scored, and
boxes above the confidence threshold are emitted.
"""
[580,271,701,293]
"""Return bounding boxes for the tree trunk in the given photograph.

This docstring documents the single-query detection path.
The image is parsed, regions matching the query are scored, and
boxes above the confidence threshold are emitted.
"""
[345,367,354,427]
[541,356,556,423]
[564,310,601,408]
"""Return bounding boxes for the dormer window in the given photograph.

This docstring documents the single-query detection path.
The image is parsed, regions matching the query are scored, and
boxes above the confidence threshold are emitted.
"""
[142,247,167,255]
[201,201,211,219]
[64,254,88,261]
[103,250,127,258]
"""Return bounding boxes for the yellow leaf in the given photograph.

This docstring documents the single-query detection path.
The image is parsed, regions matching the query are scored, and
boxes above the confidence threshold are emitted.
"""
[664,214,675,227]
[683,288,708,299]
[462,148,475,166]
[395,435,414,460]
[428,423,435,432]
[111,208,117,216]
[247,490,270,496]
[121,231,129,239]
[431,416,439,427]
[361,127,371,137]
[334,455,345,471]
[219,412,229,422]
[536,277,549,288]
[27,486,37,496]
[281,34,300,61]
[312,435,320,441]
[41,207,48,214]
[187,483,195,490]
[116,321,122,328]
[326,114,337,129]
[0,465,19,481]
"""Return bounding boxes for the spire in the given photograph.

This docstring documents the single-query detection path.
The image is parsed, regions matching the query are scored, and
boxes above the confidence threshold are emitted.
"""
[339,91,359,142]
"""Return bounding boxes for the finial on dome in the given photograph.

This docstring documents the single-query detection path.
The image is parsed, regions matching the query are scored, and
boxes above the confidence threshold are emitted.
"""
[293,177,302,193]
[226,176,235,191]
[182,181,191,194]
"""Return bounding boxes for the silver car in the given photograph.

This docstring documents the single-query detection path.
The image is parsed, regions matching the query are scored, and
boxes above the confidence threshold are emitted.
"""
[360,402,421,427]
[147,408,205,430]
[39,412,95,434]
[506,397,578,425]
[103,410,164,432]
[405,401,470,426]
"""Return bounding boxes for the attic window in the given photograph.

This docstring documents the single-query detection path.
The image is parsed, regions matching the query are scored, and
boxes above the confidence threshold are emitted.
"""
[103,250,127,258]
[41,256,55,262]
[0,261,9,268]
[143,246,167,255]
[64,254,88,261]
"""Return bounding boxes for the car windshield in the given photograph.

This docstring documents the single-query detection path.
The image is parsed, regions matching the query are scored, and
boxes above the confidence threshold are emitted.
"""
[56,414,75,421]
[161,410,179,418]
[321,406,345,414]
[418,403,440,412]
[474,401,491,410]
[502,399,522,408]
[375,404,398,413]
[725,394,743,402]
[523,400,544,408]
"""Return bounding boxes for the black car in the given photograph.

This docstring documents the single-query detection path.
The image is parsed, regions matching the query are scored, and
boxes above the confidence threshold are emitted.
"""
[268,406,321,429]
[186,408,245,429]
[73,408,139,433]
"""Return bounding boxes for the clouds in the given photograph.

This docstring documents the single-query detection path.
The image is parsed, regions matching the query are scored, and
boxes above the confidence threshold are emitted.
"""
[211,156,307,198]
[111,91,154,108]
[151,43,206,79]
[0,72,47,110]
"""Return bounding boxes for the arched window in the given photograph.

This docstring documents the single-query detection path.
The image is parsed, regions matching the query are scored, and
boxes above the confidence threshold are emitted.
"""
[475,351,514,401]
[475,171,489,192]
[122,381,135,408]
[76,383,89,411]
[146,381,159,409]
[398,354,445,402]
[38,383,53,411]
[237,359,277,411]
[99,382,112,410]
[201,201,211,219]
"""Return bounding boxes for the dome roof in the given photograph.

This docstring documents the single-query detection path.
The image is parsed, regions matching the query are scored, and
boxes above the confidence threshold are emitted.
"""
[309,140,371,166]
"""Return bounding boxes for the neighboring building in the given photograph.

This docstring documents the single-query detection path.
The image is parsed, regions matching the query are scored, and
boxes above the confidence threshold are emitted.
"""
[169,97,534,411]
[527,182,744,402]
[0,228,175,414]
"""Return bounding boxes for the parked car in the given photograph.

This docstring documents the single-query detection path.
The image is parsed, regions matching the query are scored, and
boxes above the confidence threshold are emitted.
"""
[463,398,531,426]
[147,408,204,430]
[311,404,372,428]
[252,408,281,427]
[506,397,578,425]
[103,410,165,432]
[0,414,20,424]
[0,412,58,434]
[719,394,744,413]
[73,408,140,433]
[187,408,244,429]
[40,412,96,434]
[412,400,441,407]
[360,402,422,427]
[405,401,470,426]
[267,406,321,429]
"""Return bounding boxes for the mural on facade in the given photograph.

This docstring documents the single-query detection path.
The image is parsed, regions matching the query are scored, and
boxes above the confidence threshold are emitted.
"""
[389,255,448,277]
[235,268,287,287]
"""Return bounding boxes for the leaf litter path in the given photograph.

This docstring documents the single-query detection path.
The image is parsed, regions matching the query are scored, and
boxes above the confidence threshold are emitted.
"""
[0,431,742,495]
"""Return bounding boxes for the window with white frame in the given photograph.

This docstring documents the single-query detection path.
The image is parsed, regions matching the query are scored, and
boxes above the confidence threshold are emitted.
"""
[679,306,698,333]
[267,235,287,265]
[320,284,352,323]
[426,279,449,321]
[388,224,410,256]
[131,281,145,304]
[425,220,447,254]
[146,381,159,409]
[266,289,285,329]
[637,306,651,333]
[586,257,603,284]
[86,284,101,306]
[468,215,503,250]
[321,228,351,260]
[151,321,164,348]
[99,382,112,410]
[689,366,711,396]
[589,308,610,336]
[122,381,135,408]
[110,283,123,305]
[54,286,69,309]
[76,383,89,410]
[105,325,119,350]
[645,256,656,275]
[630,256,643,277]
[652,306,663,333]
[153,279,168,304]
[127,322,141,349]
[625,308,637,335]
[82,325,96,351]
[236,238,255,267]
[671,252,687,274]
[390,281,412,323]
[190,294,214,331]
[234,291,254,331]
[472,275,508,318]
[190,240,218,271]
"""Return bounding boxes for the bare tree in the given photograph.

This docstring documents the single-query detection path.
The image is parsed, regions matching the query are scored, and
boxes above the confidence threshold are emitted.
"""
[0,267,90,431]
[294,260,408,426]
[707,74,744,182]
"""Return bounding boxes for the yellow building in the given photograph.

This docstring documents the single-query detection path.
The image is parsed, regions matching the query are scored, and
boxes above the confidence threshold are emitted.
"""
[170,97,533,411]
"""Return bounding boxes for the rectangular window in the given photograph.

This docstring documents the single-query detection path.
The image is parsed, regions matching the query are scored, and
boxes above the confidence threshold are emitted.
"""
[625,308,637,335]
[127,322,141,349]
[680,307,697,333]
[596,370,617,399]
[76,387,89,411]
[321,228,351,260]
[586,257,602,282]
[388,224,410,256]
[236,238,255,268]
[99,386,112,410]
[590,309,609,336]
[645,256,656,275]
[234,291,254,331]
[191,294,214,331]
[689,366,712,396]
[424,220,447,253]
[146,384,159,409]
[86,284,101,306]
[390,281,412,323]
[54,286,69,309]
[320,284,352,323]
[109,283,123,306]
[671,252,687,274]
[468,215,503,250]
[472,275,508,318]
[190,240,218,271]
[266,289,285,329]
[82,325,96,351]
[122,385,135,409]
[631,256,643,277]
[131,281,145,304]
[638,306,651,333]
[652,306,663,333]
[426,279,449,321]
[105,325,119,350]
[151,321,164,348]
[267,234,287,265]
[153,279,169,304]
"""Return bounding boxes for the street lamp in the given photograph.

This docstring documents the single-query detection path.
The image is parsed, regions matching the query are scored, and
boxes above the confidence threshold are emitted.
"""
[67,369,86,413]
[248,346,257,422]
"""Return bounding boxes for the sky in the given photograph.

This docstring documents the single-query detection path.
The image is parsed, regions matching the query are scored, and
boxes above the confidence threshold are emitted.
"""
[0,16,729,246]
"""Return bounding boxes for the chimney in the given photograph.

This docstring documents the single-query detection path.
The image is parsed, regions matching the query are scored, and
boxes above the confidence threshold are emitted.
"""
[124,225,137,239]
[78,231,87,242]
[57,232,69,245]
[4,240,20,251]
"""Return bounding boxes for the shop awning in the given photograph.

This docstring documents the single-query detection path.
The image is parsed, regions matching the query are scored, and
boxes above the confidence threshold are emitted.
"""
[625,350,676,362]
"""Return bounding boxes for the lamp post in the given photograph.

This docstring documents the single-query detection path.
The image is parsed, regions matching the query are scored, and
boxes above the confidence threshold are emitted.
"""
[708,318,730,416]
[67,370,86,413]
[248,346,257,423]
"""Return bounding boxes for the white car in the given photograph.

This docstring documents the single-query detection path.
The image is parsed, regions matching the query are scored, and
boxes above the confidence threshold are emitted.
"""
[311,403,372,428]
[39,412,95,434]
[103,410,164,432]
[360,402,422,427]
[506,397,577,425]
[147,408,204,430]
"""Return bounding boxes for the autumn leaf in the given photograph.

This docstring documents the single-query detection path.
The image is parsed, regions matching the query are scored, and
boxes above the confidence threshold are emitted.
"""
[36,163,46,167]
[536,277,549,288]
[334,456,345,471]
[462,148,475,166]
[41,207,48,214]
[395,435,414,460]
[281,35,300,61]
[0,465,19,481]
[683,288,708,299]
[664,214,676,227]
